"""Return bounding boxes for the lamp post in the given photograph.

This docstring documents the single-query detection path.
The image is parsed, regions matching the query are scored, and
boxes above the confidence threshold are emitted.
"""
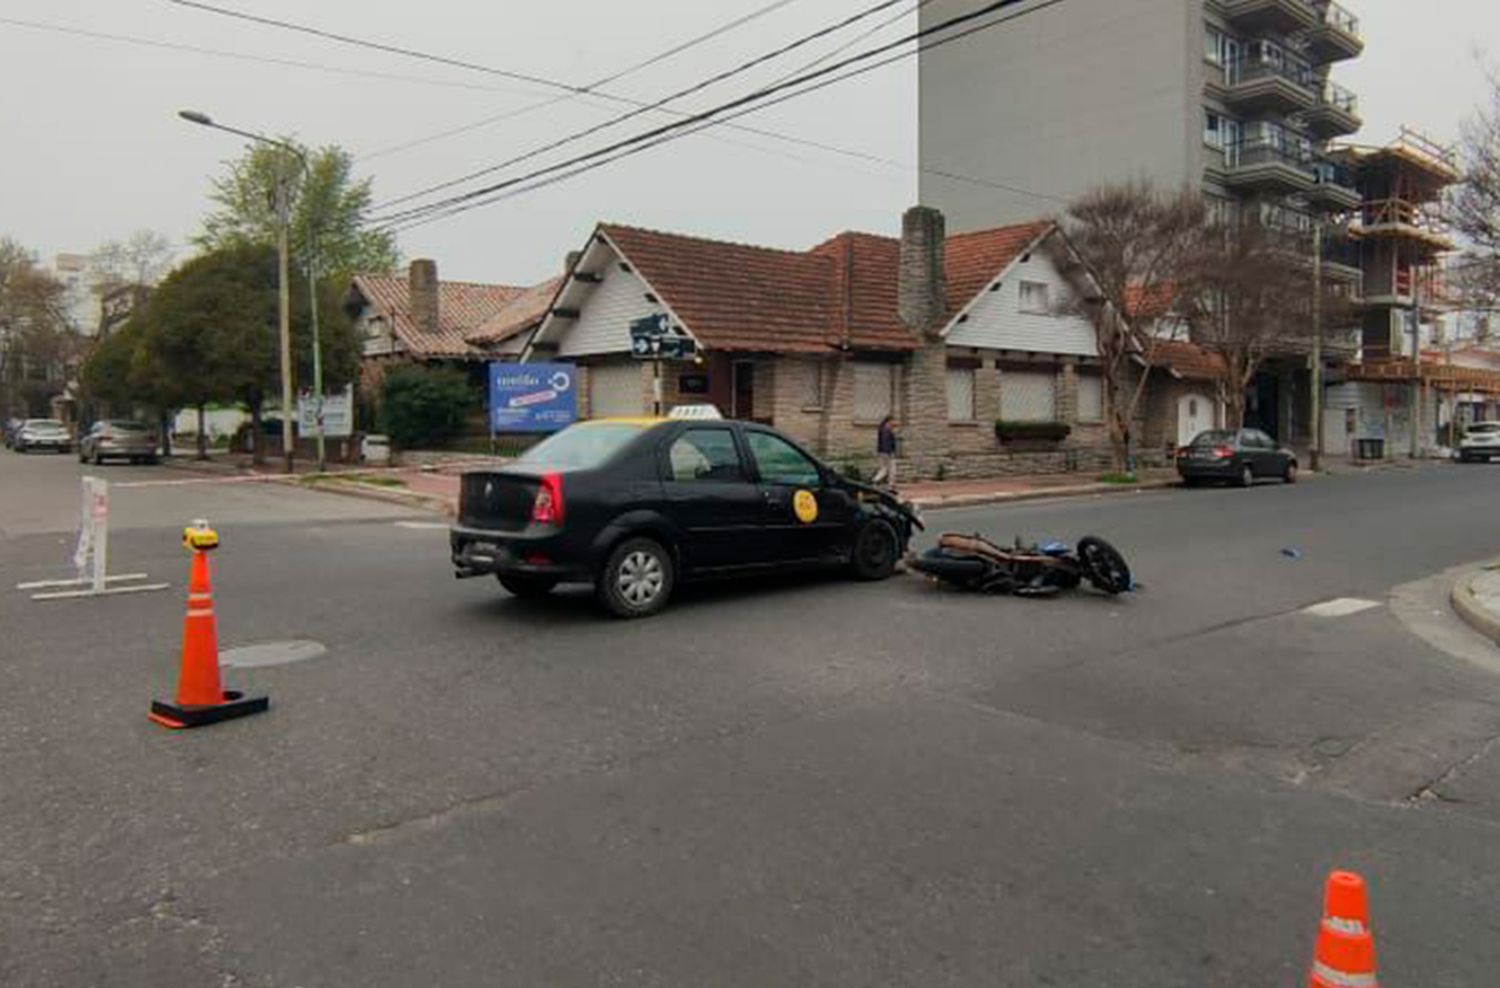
[178,110,324,472]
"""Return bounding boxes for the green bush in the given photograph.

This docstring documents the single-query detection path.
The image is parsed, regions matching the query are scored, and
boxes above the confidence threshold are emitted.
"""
[995,420,1072,443]
[1097,472,1139,485]
[380,365,475,449]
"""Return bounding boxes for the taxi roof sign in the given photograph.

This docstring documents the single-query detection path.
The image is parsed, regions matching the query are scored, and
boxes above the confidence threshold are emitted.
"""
[667,404,724,421]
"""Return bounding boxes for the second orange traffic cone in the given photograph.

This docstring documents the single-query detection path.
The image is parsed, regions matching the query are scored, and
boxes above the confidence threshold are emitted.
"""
[149,521,268,729]
[1308,870,1378,988]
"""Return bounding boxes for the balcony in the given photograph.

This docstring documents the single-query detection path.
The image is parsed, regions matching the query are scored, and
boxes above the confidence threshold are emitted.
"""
[1306,156,1361,211]
[1219,0,1318,37]
[1320,228,1363,285]
[1222,52,1316,115]
[1223,138,1316,194]
[1301,80,1362,138]
[1352,198,1457,252]
[1302,1,1364,63]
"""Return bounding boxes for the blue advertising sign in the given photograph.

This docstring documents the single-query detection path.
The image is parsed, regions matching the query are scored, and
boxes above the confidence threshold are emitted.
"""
[489,363,578,433]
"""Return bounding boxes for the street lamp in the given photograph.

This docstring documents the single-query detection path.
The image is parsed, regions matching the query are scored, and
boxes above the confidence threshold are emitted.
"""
[178,110,325,472]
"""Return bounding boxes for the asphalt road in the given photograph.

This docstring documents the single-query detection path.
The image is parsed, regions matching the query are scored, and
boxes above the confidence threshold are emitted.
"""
[4,448,1500,987]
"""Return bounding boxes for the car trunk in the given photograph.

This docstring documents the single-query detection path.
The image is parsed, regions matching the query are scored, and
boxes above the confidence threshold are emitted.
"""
[459,471,541,531]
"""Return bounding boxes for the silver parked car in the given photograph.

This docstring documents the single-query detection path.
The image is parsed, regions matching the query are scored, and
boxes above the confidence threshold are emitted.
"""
[78,420,160,465]
[13,418,73,454]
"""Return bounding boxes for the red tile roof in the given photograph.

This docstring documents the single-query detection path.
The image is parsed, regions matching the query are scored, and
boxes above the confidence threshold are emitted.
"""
[1124,283,1178,320]
[1151,339,1225,381]
[467,276,565,349]
[351,273,523,358]
[593,219,1054,354]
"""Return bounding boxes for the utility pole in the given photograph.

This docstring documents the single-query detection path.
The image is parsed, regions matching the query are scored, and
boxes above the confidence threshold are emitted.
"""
[275,170,295,474]
[1311,224,1324,472]
[306,215,325,472]
[1410,265,1423,460]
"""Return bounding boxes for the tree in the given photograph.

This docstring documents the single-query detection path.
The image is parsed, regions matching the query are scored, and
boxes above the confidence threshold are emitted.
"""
[137,245,364,463]
[194,141,399,279]
[89,230,174,293]
[0,237,74,417]
[1176,219,1324,429]
[1061,182,1207,470]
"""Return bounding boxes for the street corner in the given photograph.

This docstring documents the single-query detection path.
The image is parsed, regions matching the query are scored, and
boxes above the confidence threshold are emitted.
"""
[1451,562,1500,647]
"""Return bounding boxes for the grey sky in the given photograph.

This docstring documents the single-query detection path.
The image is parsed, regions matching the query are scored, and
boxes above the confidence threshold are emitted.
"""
[0,0,1493,286]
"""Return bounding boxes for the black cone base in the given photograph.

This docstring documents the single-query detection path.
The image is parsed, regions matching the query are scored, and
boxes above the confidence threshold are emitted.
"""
[149,690,270,729]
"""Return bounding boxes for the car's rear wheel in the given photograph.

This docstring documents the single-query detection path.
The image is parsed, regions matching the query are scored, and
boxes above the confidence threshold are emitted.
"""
[598,537,675,619]
[849,519,899,581]
[1283,460,1298,484]
[1237,464,1254,488]
[497,574,558,598]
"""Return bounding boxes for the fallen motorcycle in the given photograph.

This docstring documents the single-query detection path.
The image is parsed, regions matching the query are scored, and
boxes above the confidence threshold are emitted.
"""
[908,532,1134,597]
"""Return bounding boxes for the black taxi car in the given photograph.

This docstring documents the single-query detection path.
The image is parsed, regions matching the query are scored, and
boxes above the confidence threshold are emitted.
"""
[450,417,922,618]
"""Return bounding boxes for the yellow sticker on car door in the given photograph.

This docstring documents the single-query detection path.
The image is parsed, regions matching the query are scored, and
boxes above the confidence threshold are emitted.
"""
[793,489,819,524]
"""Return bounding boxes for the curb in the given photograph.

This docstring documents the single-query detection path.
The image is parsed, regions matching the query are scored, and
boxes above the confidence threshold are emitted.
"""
[1451,567,1500,646]
[909,479,1179,510]
[295,477,455,518]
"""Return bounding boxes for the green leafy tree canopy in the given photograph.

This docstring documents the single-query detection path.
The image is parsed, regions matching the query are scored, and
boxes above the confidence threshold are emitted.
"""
[194,140,399,279]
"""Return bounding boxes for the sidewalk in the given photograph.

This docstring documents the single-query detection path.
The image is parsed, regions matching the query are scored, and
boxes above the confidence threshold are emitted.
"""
[302,464,1184,517]
[1452,564,1500,647]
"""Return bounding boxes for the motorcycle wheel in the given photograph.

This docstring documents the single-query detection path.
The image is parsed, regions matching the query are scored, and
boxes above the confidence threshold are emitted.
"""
[1077,537,1133,595]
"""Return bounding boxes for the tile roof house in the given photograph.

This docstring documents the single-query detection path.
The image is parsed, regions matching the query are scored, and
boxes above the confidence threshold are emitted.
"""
[346,260,526,361]
[524,209,1125,478]
[465,276,566,356]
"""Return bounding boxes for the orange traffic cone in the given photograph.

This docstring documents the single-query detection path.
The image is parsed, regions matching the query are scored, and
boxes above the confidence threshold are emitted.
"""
[149,522,268,729]
[1309,871,1378,988]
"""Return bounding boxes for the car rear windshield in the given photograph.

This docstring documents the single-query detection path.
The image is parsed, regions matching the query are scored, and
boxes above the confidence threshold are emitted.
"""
[1190,430,1237,446]
[107,420,149,432]
[27,420,65,429]
[517,423,648,471]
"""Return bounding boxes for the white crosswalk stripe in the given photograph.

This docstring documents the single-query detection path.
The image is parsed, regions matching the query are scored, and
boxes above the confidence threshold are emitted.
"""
[1303,598,1382,618]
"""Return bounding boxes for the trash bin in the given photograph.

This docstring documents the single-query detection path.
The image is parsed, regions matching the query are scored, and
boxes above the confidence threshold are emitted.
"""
[361,434,391,466]
[1355,438,1385,461]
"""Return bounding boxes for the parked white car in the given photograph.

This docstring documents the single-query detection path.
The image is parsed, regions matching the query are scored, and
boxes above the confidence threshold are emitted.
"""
[1456,422,1500,463]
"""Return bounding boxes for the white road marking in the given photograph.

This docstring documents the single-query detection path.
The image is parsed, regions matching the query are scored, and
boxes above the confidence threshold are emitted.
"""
[394,521,449,530]
[1303,598,1382,618]
[112,474,297,489]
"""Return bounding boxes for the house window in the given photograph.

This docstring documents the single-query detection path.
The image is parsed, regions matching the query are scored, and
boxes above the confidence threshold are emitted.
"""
[1000,370,1058,422]
[852,362,894,422]
[946,367,976,422]
[799,360,823,408]
[1077,374,1104,423]
[1019,281,1050,315]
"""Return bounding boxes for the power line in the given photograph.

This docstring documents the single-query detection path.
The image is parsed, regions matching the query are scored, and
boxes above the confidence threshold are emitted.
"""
[370,0,910,212]
[358,0,812,162]
[0,16,555,97]
[375,0,1063,229]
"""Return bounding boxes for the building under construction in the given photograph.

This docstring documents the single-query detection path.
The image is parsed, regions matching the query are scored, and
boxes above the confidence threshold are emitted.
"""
[1321,128,1500,457]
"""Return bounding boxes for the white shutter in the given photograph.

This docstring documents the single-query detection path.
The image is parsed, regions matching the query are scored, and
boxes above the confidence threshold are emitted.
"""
[588,363,644,418]
[853,363,894,421]
[946,367,975,422]
[1076,374,1104,422]
[1000,370,1057,422]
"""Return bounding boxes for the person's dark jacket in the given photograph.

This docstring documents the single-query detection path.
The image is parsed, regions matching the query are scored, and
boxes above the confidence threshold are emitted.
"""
[877,421,897,455]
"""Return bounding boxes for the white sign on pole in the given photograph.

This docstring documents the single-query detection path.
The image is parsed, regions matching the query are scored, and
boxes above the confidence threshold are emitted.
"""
[298,384,354,438]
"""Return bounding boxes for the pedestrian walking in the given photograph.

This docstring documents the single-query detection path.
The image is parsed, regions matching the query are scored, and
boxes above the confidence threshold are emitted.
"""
[873,415,899,489]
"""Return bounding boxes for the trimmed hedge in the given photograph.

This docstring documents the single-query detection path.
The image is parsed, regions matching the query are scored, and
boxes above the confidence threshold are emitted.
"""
[995,420,1072,443]
[380,365,475,449]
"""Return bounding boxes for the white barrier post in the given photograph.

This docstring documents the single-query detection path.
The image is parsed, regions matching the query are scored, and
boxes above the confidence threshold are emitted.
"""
[15,476,170,600]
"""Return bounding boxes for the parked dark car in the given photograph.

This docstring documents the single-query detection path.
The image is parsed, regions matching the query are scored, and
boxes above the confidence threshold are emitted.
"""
[12,418,73,454]
[451,418,923,618]
[1176,428,1297,487]
[78,419,161,465]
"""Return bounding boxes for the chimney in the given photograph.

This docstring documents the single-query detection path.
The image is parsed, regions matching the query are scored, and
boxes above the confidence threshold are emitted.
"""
[898,206,947,339]
[409,259,440,335]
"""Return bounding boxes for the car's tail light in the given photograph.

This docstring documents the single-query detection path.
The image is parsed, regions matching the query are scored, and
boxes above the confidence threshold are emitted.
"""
[531,472,564,526]
[1212,445,1234,460]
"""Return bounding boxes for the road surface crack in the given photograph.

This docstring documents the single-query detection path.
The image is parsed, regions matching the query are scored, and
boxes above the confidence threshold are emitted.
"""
[1405,734,1500,805]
